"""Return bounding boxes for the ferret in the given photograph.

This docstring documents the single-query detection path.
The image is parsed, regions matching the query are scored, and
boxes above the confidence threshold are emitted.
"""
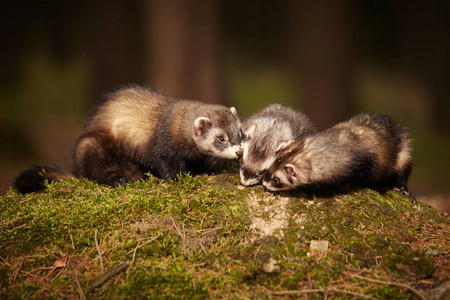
[238,104,316,186]
[14,86,242,193]
[262,113,415,202]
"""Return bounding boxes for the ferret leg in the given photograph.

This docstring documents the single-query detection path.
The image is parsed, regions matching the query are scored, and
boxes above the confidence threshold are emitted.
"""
[151,156,188,181]
[393,186,416,203]
[73,133,133,187]
[391,166,416,203]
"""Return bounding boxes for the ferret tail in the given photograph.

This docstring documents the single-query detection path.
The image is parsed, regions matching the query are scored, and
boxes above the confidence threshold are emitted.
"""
[13,164,75,194]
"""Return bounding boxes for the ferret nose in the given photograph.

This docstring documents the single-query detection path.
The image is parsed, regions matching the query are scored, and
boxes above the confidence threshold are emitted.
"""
[236,148,243,158]
[241,176,254,187]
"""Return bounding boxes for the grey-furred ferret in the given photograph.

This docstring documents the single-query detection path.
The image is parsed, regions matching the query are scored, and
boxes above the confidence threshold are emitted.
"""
[238,104,316,186]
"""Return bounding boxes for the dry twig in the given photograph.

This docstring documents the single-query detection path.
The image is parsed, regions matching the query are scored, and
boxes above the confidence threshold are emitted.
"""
[71,263,86,300]
[94,229,104,274]
[169,214,186,241]
[84,261,129,295]
[129,241,141,271]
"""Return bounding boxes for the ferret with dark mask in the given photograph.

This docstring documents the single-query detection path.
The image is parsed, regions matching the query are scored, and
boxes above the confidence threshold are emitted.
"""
[238,104,316,186]
[14,86,243,193]
[262,113,415,202]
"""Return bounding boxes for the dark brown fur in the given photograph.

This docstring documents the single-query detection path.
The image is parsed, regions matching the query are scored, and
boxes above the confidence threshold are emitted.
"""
[13,164,74,194]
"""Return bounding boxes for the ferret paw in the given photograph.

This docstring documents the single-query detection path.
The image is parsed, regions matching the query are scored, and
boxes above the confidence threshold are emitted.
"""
[112,176,134,187]
[393,187,416,203]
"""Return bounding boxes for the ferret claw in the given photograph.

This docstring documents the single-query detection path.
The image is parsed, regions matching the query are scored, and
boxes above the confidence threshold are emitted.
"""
[394,187,416,203]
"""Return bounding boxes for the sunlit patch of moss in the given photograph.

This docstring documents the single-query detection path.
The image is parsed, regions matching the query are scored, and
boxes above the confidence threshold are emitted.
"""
[115,257,210,299]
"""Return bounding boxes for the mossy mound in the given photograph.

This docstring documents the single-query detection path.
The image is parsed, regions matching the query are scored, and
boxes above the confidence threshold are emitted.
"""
[1,173,449,299]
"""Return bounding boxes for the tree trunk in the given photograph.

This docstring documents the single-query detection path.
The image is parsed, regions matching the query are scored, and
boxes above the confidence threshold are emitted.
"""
[396,0,450,134]
[144,0,227,104]
[286,0,355,129]
[88,0,144,106]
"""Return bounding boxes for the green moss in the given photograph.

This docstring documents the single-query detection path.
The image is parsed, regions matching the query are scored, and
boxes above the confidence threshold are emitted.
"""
[1,174,449,298]
[116,258,209,299]
[278,264,307,290]
[311,264,332,286]
[344,241,377,268]
[327,253,348,277]
[373,284,414,300]
[310,255,347,286]
[382,251,434,279]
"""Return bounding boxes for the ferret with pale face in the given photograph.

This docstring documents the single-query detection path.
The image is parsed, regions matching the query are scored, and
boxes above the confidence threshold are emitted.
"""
[238,104,316,186]
[262,113,415,202]
[14,86,243,193]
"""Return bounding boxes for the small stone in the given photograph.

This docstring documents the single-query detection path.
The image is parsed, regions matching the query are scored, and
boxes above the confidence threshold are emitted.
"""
[310,240,329,253]
[262,257,279,273]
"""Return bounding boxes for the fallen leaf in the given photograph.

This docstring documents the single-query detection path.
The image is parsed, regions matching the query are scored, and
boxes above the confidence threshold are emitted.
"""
[54,255,67,268]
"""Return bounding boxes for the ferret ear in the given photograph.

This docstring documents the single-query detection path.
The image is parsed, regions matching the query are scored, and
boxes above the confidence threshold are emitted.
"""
[245,125,256,139]
[194,117,212,136]
[230,107,238,117]
[276,140,294,153]
[284,164,297,178]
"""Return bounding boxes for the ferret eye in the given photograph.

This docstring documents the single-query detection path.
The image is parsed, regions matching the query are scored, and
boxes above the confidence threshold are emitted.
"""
[272,177,280,184]
[217,136,225,143]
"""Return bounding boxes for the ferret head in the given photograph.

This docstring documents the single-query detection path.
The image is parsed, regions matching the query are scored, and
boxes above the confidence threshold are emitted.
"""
[192,107,243,158]
[238,124,278,186]
[262,141,309,191]
[239,116,298,187]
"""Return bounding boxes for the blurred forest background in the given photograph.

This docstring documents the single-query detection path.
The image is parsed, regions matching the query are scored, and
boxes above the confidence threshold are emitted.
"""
[1,0,449,211]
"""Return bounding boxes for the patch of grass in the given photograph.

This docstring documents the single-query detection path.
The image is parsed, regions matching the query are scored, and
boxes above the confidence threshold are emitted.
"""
[1,173,449,299]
